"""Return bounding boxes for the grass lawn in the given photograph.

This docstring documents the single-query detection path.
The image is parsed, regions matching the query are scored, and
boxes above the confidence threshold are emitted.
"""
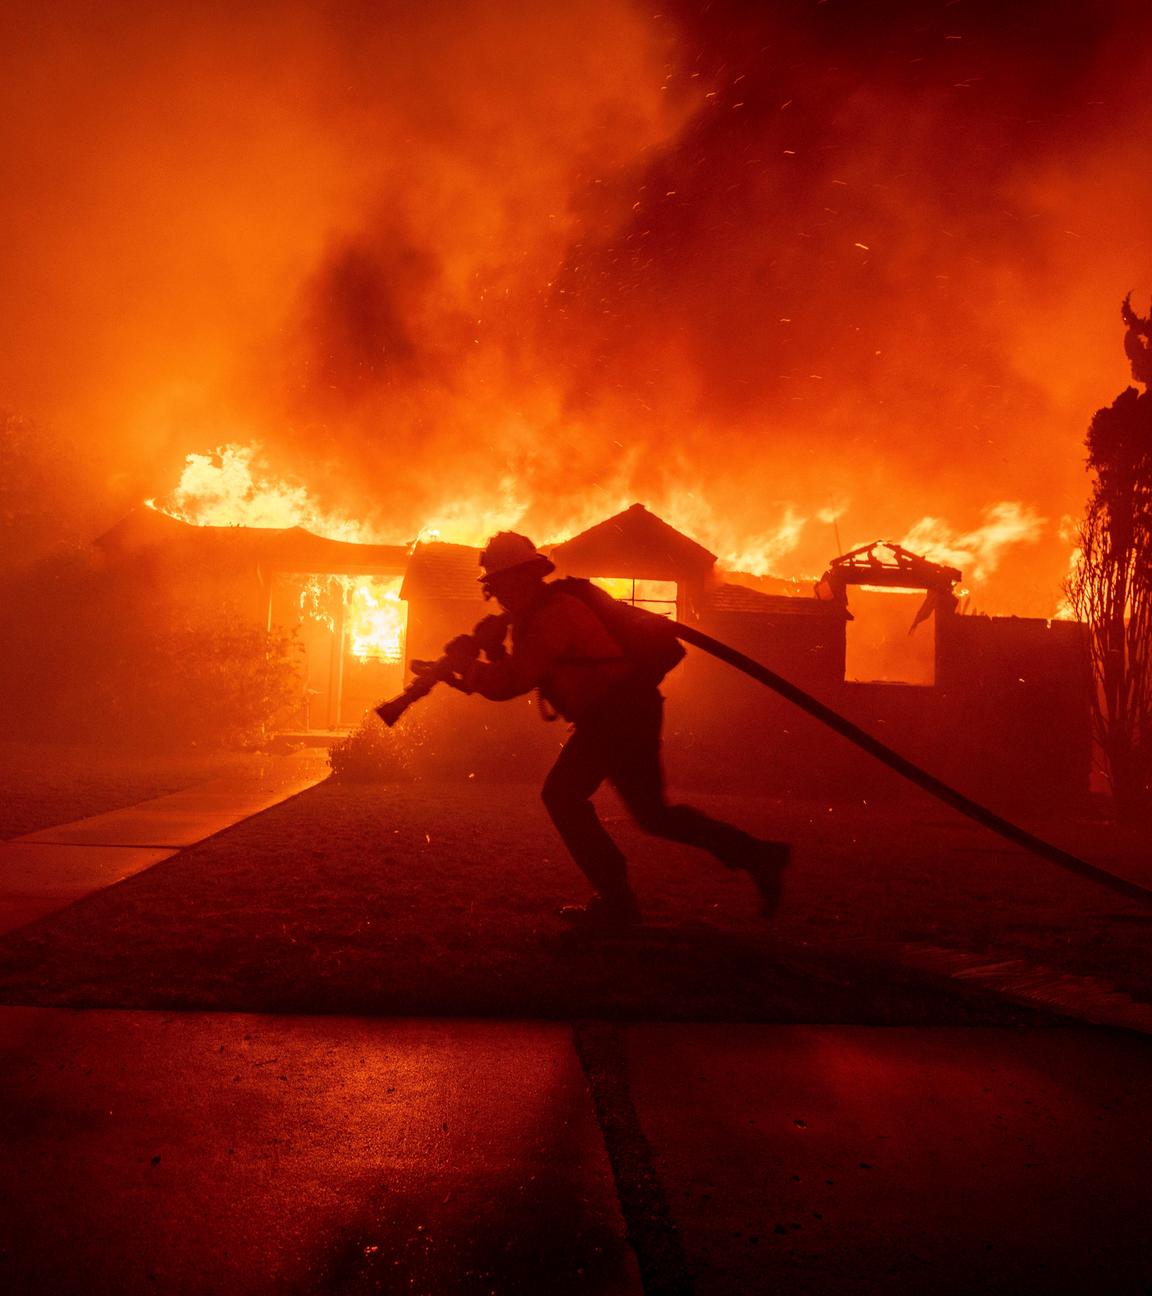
[0,740,270,839]
[0,776,1147,1023]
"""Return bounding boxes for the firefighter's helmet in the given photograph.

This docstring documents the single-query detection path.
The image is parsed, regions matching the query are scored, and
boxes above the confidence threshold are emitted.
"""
[478,532,555,581]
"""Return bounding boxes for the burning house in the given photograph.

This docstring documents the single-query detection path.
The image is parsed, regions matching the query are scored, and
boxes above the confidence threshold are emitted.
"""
[8,0,1149,826]
[542,510,1090,812]
[93,496,1091,813]
[97,507,408,731]
[815,543,1092,812]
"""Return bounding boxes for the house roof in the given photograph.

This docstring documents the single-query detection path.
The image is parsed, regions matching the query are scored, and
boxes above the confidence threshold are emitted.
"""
[825,541,961,591]
[96,505,223,554]
[549,503,717,580]
[709,582,841,616]
[262,527,408,575]
[400,541,486,603]
[95,509,409,575]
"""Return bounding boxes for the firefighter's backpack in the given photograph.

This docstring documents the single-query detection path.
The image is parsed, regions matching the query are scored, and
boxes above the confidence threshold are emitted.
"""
[550,577,686,684]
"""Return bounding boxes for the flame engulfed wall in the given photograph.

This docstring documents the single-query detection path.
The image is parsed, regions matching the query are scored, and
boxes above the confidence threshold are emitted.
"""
[5,1,1152,614]
[287,571,405,666]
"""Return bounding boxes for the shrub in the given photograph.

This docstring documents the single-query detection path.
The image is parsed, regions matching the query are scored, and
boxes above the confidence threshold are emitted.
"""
[329,689,554,783]
[140,618,303,747]
[328,711,424,782]
[0,549,302,748]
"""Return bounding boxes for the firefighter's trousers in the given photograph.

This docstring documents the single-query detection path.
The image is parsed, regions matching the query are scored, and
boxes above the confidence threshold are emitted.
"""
[541,682,760,899]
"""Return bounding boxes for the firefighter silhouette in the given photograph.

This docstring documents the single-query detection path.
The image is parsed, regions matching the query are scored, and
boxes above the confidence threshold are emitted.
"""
[441,532,790,931]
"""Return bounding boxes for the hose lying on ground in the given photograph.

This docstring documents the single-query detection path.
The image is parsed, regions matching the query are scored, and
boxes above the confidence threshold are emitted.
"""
[670,620,1152,908]
[376,616,1152,906]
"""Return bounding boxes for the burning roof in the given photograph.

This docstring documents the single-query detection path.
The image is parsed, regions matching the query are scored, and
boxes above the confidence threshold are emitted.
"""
[96,508,408,576]
[709,582,841,617]
[823,541,962,593]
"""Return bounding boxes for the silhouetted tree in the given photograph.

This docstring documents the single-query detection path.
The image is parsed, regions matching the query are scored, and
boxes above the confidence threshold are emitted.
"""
[1065,296,1152,819]
[0,410,99,571]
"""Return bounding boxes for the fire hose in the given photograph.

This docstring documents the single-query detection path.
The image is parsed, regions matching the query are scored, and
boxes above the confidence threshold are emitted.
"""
[376,619,1152,907]
[375,655,460,727]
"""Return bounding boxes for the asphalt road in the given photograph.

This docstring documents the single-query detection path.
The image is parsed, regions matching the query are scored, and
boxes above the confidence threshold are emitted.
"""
[1,1009,1150,1295]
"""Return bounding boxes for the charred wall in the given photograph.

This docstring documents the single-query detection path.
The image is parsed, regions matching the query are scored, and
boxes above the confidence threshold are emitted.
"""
[675,602,1092,815]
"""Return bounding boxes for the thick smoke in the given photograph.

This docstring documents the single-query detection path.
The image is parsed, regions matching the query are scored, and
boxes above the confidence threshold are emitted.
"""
[3,0,1151,611]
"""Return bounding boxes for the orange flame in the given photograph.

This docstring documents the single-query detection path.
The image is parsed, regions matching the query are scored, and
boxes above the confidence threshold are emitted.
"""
[347,577,405,662]
[147,443,1054,613]
[895,503,1045,584]
[146,445,377,542]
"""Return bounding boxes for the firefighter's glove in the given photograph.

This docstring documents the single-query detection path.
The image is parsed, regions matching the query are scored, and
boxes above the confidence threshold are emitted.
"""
[472,614,509,660]
[443,634,480,674]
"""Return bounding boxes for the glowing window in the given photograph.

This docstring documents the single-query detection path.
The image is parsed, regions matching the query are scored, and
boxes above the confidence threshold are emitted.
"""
[590,577,678,618]
[346,576,407,663]
[844,587,935,686]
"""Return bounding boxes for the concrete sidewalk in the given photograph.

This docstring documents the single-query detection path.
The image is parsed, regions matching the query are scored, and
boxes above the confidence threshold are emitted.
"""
[0,751,328,935]
[1,1010,1150,1295]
